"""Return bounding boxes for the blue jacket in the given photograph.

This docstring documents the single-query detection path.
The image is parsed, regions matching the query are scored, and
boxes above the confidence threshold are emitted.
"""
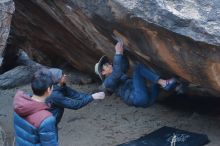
[13,90,58,146]
[14,113,58,146]
[102,54,134,105]
[46,84,93,124]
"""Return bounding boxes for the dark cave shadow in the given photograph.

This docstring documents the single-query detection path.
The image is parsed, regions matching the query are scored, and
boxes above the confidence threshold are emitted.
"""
[158,94,220,117]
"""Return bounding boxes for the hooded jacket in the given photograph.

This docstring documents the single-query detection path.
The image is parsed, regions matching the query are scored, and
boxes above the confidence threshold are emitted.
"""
[49,68,63,84]
[13,90,58,146]
[46,85,94,125]
[47,68,93,125]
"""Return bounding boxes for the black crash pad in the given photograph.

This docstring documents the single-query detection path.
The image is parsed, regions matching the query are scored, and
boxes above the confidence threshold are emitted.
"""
[117,126,209,146]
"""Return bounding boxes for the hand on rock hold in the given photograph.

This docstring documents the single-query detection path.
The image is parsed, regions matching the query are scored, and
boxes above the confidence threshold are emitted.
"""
[115,41,124,54]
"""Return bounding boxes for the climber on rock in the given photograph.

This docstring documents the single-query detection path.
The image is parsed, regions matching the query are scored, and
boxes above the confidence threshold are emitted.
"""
[94,39,177,108]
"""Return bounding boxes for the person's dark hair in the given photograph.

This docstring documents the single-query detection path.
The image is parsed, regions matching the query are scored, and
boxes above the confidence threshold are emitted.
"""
[31,68,53,96]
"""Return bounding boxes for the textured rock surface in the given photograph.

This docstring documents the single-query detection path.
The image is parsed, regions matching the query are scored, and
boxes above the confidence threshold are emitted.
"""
[0,65,42,89]
[0,51,44,89]
[0,125,6,146]
[0,0,14,57]
[5,0,220,96]
[116,0,220,46]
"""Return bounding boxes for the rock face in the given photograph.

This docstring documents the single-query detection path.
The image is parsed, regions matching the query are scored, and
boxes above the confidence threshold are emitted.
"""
[0,51,43,89]
[116,0,220,46]
[0,125,6,146]
[0,0,14,57]
[3,0,220,96]
[0,0,15,74]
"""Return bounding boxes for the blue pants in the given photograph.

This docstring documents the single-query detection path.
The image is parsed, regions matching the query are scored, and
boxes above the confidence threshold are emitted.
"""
[131,64,160,107]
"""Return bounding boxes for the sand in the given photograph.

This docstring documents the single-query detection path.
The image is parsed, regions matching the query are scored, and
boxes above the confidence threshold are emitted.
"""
[0,82,220,146]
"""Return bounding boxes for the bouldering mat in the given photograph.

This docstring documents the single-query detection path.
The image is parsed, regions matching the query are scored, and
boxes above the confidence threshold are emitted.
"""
[117,126,209,146]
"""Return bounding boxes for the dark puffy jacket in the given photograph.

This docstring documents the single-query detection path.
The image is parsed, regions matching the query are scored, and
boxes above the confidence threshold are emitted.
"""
[13,91,58,146]
[46,84,93,124]
[102,54,133,105]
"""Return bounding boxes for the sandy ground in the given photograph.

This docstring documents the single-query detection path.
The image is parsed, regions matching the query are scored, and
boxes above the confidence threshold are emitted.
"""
[0,82,220,146]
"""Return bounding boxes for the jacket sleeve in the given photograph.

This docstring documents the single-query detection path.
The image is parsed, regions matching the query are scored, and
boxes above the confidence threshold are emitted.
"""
[39,116,58,146]
[49,90,93,110]
[111,54,124,79]
[103,54,124,91]
[63,85,89,100]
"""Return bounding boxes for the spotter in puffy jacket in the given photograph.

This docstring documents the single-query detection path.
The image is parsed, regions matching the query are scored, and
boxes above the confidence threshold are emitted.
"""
[13,68,58,146]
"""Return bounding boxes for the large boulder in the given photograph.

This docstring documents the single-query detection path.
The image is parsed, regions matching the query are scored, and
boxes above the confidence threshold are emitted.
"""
[3,0,220,96]
[0,0,15,73]
[0,0,14,57]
